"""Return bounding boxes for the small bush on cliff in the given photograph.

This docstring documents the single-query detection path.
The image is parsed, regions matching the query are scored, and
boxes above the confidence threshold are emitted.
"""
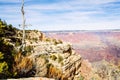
[50,55,57,61]
[25,46,33,53]
[58,54,63,63]
[0,52,4,60]
[0,62,10,78]
[0,62,8,73]
[0,19,17,37]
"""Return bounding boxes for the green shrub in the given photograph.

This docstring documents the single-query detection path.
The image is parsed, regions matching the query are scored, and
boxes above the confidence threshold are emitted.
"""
[46,63,53,70]
[58,54,63,63]
[0,19,19,78]
[0,52,4,60]
[15,41,21,46]
[0,38,15,78]
[50,55,57,61]
[79,75,84,80]
[32,38,38,42]
[45,38,51,42]
[0,62,8,73]
[25,46,33,53]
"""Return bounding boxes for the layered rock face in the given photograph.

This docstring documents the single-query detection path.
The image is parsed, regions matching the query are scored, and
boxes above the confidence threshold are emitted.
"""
[27,36,94,80]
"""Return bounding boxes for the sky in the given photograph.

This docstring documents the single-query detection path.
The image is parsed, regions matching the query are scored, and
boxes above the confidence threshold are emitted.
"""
[0,0,120,31]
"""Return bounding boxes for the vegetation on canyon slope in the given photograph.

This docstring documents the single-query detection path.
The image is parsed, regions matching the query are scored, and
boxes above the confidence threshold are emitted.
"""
[0,19,17,78]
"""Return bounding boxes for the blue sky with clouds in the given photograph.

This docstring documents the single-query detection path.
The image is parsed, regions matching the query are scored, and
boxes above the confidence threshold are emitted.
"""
[0,0,120,31]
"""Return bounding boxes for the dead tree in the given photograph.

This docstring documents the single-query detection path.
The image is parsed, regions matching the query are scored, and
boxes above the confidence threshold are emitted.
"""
[20,0,32,52]
[21,0,26,52]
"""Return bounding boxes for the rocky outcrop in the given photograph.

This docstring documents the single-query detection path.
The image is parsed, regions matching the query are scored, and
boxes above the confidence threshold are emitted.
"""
[12,30,106,80]
[28,39,94,80]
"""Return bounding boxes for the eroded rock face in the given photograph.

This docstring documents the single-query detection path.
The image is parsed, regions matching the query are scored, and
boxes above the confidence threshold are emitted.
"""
[80,60,93,80]
[28,40,94,80]
[30,42,71,56]
[35,57,48,77]
[62,52,94,80]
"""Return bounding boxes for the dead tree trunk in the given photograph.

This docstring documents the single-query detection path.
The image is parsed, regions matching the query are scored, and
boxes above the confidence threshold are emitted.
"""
[21,0,26,52]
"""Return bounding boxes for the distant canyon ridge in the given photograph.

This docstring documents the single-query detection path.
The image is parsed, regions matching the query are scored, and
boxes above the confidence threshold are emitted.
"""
[44,30,120,64]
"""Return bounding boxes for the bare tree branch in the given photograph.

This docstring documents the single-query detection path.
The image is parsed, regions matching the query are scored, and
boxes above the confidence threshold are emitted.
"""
[21,0,26,52]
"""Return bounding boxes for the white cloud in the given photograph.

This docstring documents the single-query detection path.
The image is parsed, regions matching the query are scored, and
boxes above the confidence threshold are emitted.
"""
[0,0,120,30]
[67,0,116,5]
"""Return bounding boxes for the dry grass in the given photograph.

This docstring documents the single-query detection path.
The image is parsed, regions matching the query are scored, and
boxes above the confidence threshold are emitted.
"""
[47,65,63,79]
[13,52,33,77]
